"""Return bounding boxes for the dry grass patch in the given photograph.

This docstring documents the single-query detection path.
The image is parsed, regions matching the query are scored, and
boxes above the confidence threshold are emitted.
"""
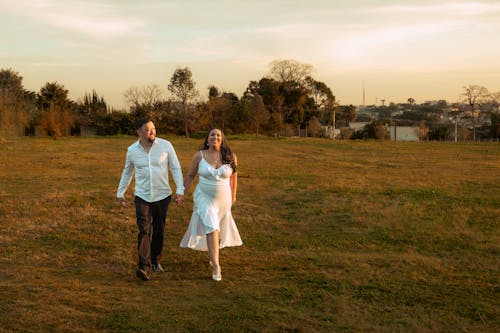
[0,136,498,332]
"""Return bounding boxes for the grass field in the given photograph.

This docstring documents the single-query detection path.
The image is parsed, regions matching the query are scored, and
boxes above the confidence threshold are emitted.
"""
[0,136,499,332]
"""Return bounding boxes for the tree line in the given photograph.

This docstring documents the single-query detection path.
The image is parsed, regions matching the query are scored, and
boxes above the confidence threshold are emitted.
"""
[1,59,499,140]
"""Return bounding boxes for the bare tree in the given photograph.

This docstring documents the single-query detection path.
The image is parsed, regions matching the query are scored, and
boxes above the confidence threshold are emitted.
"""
[168,67,198,138]
[461,85,489,111]
[123,84,163,107]
[142,84,164,107]
[461,85,489,141]
[123,86,142,107]
[268,59,314,84]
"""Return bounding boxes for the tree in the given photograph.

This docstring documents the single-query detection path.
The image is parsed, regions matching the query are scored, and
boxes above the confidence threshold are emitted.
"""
[37,82,75,137]
[243,94,269,136]
[305,76,336,127]
[245,77,310,136]
[340,127,354,140]
[461,85,489,111]
[336,105,357,127]
[201,86,240,132]
[0,69,24,107]
[168,67,198,137]
[461,85,490,141]
[77,90,108,134]
[123,84,165,121]
[208,85,220,99]
[362,121,390,140]
[245,78,285,135]
[219,92,239,132]
[205,90,233,131]
[490,113,500,139]
[267,60,314,133]
[142,84,164,107]
[307,116,322,137]
[492,91,500,112]
[0,69,31,135]
[428,125,452,141]
[123,86,142,108]
[483,91,500,139]
[417,122,429,141]
[268,59,314,84]
[306,77,333,108]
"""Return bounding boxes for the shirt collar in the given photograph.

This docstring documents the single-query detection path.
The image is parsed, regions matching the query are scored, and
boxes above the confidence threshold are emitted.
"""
[136,138,157,151]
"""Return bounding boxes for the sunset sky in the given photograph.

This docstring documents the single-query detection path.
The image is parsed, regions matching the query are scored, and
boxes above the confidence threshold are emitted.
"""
[1,0,499,109]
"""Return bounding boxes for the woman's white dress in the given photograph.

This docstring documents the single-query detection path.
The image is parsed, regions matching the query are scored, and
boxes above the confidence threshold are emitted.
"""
[180,151,242,251]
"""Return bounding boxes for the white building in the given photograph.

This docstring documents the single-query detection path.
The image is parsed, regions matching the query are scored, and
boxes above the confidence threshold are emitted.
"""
[389,126,420,141]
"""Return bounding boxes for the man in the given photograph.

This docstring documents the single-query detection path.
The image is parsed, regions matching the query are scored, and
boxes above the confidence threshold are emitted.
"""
[117,118,184,281]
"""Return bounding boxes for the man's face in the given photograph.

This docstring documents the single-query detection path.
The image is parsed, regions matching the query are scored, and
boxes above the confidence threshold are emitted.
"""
[138,121,156,143]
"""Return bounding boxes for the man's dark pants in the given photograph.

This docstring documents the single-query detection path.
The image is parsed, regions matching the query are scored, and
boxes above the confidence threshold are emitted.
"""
[134,195,171,271]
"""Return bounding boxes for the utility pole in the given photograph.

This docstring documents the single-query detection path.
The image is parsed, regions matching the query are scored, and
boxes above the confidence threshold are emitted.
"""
[454,116,458,142]
[362,80,366,106]
[332,108,336,140]
[472,111,477,142]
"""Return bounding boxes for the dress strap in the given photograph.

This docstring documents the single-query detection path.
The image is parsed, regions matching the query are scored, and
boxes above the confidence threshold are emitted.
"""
[199,150,204,159]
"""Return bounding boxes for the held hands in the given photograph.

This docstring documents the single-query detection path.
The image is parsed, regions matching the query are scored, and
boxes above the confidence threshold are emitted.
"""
[173,194,184,205]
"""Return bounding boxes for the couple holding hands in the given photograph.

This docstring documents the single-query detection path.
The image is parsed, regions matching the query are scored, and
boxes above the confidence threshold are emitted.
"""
[117,118,242,282]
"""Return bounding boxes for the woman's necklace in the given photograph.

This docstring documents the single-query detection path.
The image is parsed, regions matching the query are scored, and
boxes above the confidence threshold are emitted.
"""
[208,150,221,167]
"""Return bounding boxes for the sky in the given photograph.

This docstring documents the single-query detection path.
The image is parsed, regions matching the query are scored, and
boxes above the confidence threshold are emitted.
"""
[1,0,500,109]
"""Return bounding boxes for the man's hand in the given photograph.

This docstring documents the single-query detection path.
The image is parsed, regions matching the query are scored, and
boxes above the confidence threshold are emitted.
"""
[118,197,129,208]
[173,194,184,205]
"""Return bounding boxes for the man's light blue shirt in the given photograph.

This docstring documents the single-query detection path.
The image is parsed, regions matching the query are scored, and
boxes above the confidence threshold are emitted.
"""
[117,138,184,202]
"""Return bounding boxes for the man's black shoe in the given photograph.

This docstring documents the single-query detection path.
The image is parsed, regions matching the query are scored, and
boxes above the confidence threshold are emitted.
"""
[152,263,164,273]
[136,269,150,281]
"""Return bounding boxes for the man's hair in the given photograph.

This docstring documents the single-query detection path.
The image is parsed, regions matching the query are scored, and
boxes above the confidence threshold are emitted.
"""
[136,118,151,130]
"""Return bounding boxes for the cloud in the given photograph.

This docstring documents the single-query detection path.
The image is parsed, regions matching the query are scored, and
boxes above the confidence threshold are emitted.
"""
[321,1,500,71]
[31,62,83,67]
[372,2,500,17]
[1,0,143,38]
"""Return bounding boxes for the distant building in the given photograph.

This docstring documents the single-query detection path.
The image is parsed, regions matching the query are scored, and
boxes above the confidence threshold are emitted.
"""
[389,126,420,141]
[349,122,369,131]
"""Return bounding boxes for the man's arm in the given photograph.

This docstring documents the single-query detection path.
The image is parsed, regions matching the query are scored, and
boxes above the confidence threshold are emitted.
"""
[168,143,185,203]
[117,150,134,207]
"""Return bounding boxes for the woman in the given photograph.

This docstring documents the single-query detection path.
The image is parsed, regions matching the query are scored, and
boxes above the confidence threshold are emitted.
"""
[180,128,242,281]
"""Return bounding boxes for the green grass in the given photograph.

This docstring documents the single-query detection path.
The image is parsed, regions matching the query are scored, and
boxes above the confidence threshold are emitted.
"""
[0,136,499,332]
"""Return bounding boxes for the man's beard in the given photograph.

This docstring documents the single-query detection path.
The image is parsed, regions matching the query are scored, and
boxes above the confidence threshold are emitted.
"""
[148,137,155,143]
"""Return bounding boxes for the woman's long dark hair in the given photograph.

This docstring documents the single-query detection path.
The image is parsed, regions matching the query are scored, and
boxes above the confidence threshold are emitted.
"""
[202,128,237,172]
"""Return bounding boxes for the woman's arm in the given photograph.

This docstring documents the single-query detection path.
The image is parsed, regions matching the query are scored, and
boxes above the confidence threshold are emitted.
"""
[230,154,238,203]
[184,151,202,192]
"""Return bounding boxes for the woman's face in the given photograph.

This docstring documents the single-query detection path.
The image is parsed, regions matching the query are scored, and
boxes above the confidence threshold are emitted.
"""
[208,129,223,149]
